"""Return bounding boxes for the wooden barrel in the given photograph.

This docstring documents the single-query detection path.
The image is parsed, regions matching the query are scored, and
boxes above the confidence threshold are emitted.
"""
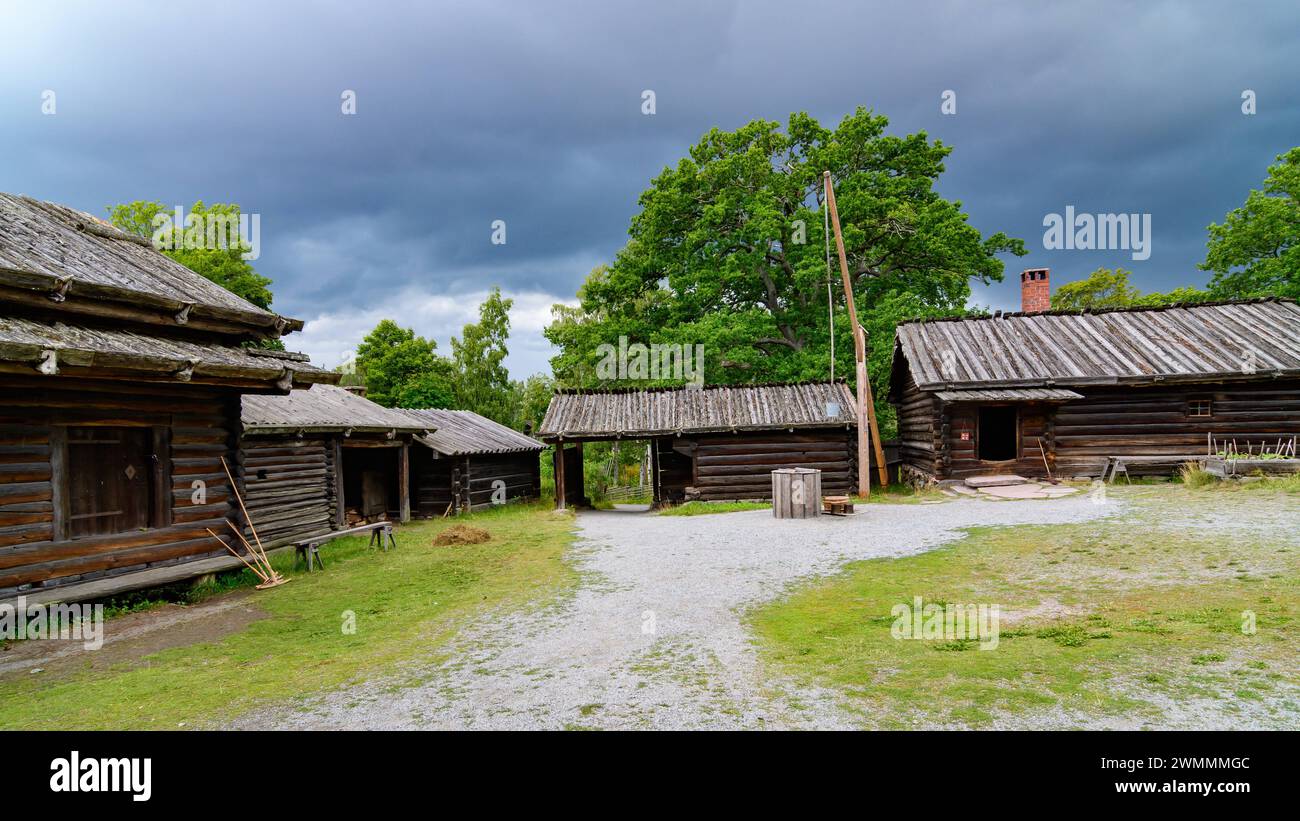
[771,468,821,519]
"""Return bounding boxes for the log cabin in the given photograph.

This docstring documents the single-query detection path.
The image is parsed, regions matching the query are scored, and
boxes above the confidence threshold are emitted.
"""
[404,409,544,515]
[537,381,878,507]
[0,193,334,604]
[240,384,433,536]
[889,288,1300,482]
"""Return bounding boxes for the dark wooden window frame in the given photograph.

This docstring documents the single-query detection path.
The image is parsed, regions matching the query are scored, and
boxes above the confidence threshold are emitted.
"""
[1187,399,1213,418]
[50,422,172,542]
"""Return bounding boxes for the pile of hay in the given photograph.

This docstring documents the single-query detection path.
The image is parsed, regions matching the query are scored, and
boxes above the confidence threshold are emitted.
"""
[433,524,492,546]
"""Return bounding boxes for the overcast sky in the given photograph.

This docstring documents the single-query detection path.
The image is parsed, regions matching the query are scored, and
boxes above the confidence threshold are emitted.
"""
[2,1,1296,378]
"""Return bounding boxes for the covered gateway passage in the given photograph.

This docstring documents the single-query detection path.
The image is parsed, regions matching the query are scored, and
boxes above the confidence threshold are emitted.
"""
[536,382,876,508]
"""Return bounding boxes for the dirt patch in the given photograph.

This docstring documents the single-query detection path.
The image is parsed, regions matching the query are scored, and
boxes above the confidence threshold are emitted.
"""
[1000,597,1090,626]
[0,591,267,682]
[433,525,492,546]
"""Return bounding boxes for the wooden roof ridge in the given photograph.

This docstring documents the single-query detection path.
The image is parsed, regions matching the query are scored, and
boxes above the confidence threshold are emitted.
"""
[896,296,1297,326]
[0,192,303,340]
[551,378,850,396]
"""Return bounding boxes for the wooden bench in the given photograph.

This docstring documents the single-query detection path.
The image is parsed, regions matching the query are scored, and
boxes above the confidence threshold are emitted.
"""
[1102,455,1207,483]
[293,521,397,572]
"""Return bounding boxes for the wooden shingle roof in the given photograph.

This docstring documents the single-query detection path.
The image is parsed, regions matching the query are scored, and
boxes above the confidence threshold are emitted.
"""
[0,315,329,389]
[406,409,544,456]
[537,381,856,441]
[242,384,434,435]
[0,193,301,338]
[895,298,1300,391]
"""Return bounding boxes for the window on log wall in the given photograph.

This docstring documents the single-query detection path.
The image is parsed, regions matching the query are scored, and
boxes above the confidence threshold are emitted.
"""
[65,426,156,538]
[1188,399,1213,417]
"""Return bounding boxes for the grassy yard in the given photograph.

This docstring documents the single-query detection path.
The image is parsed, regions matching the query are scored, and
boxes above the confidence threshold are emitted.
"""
[750,481,1299,728]
[0,502,576,730]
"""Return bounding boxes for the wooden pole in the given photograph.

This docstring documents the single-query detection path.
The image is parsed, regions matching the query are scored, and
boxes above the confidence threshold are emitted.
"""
[221,456,267,557]
[554,443,567,510]
[398,442,411,523]
[824,171,879,496]
[206,528,268,582]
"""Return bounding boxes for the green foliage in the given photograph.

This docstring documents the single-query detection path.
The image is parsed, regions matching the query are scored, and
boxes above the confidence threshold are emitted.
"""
[544,108,1025,434]
[107,200,274,310]
[1051,267,1144,310]
[1202,147,1300,300]
[394,364,457,410]
[451,288,515,423]
[509,373,555,433]
[355,319,451,408]
[354,293,550,431]
[1051,267,1209,311]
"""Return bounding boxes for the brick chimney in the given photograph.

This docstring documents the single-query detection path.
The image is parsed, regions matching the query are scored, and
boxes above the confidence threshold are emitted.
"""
[1020,268,1050,313]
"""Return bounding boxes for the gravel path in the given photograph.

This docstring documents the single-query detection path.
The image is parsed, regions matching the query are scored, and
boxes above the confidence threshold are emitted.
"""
[229,494,1117,730]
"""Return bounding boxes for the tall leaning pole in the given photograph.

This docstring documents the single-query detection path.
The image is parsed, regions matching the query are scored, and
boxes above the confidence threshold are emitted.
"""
[823,171,871,498]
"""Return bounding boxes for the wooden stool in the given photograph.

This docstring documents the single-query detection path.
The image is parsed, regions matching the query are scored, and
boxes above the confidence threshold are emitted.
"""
[822,495,855,516]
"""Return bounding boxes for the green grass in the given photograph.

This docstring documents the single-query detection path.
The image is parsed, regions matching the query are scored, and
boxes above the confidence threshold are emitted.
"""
[658,500,771,516]
[1180,462,1217,488]
[0,502,576,730]
[750,486,1299,728]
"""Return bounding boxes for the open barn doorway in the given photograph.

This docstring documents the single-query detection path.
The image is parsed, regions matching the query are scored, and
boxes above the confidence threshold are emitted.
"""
[977,406,1019,461]
[341,445,401,524]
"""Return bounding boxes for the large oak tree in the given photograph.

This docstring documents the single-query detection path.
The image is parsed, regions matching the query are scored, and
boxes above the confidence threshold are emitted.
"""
[545,107,1025,431]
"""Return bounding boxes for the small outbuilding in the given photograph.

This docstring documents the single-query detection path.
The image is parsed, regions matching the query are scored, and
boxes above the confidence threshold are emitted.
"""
[403,409,544,515]
[240,385,434,541]
[536,381,870,507]
[0,194,332,604]
[889,297,1300,482]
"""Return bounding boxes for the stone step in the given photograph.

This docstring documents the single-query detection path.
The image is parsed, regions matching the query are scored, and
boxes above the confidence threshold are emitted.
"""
[964,474,1029,488]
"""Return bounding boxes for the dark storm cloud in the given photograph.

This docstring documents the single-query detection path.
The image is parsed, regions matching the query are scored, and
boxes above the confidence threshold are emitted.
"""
[2,1,1297,375]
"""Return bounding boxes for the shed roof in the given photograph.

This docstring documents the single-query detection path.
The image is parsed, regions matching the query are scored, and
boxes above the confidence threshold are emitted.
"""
[0,193,300,338]
[0,314,329,390]
[405,409,544,455]
[933,388,1083,402]
[537,381,856,441]
[895,298,1300,391]
[242,384,434,435]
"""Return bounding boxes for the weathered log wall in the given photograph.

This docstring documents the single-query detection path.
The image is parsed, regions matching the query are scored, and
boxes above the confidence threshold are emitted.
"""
[658,429,856,502]
[895,371,939,478]
[898,377,1300,481]
[240,434,336,546]
[1052,380,1300,477]
[0,375,240,594]
[463,452,540,511]
[416,450,541,515]
[413,451,457,516]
